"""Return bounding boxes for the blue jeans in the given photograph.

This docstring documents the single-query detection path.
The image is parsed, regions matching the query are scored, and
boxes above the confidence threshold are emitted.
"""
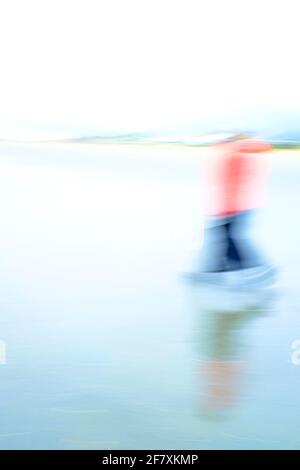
[199,210,266,272]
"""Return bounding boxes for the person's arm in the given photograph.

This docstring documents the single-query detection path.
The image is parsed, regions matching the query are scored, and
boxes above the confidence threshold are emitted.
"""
[235,138,272,153]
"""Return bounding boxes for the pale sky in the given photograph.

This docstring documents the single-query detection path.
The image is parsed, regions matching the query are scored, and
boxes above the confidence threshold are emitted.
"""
[0,0,299,138]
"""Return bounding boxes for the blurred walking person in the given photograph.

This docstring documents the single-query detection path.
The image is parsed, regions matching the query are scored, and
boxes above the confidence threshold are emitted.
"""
[191,134,276,286]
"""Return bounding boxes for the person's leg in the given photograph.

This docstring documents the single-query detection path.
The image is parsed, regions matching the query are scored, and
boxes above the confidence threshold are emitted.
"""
[228,211,267,269]
[224,220,243,270]
[198,219,228,272]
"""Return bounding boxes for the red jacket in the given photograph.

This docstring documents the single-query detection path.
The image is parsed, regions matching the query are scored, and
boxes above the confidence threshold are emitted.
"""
[204,138,272,216]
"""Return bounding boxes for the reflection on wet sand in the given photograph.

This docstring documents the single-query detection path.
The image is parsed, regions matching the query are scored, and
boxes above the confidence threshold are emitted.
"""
[189,283,278,418]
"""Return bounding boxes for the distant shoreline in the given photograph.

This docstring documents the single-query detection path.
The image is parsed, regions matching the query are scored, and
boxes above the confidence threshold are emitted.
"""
[1,139,300,152]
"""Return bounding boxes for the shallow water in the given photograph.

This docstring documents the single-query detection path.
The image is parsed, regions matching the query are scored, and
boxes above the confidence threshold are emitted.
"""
[0,143,299,449]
